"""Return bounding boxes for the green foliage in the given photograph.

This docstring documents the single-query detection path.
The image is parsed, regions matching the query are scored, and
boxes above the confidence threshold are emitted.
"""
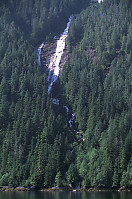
[0,0,131,189]
[120,158,132,188]
[55,171,62,187]
[66,164,80,187]
[0,173,9,186]
[61,0,132,188]
[0,0,86,188]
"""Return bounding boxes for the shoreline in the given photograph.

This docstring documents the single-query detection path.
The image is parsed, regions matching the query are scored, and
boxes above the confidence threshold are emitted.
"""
[0,186,131,192]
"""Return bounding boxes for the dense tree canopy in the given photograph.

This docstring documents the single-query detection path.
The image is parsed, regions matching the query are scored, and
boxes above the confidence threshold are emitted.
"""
[60,0,132,188]
[0,0,131,188]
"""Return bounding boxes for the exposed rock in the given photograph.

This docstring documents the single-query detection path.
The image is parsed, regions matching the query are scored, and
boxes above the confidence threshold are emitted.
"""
[0,187,14,191]
[41,41,69,75]
[41,42,57,72]
[118,187,131,192]
[40,187,71,191]
[14,187,30,191]
[87,187,101,192]
[0,186,30,191]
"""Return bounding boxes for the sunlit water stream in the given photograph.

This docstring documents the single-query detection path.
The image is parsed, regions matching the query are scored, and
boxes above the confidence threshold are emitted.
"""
[37,16,74,126]
[37,16,71,99]
[47,16,71,96]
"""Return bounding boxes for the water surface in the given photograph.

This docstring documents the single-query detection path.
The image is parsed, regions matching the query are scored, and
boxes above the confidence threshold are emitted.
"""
[0,191,131,199]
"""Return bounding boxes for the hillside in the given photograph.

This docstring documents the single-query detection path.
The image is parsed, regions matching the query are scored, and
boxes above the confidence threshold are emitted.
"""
[0,0,131,188]
[60,0,132,188]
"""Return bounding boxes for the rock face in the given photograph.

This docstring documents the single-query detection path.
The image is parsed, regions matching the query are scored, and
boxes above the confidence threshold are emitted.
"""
[41,41,69,75]
[41,42,57,71]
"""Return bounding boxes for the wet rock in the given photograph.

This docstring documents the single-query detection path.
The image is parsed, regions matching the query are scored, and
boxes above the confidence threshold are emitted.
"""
[14,187,30,191]
[0,187,14,191]
[118,187,131,192]
[87,187,101,192]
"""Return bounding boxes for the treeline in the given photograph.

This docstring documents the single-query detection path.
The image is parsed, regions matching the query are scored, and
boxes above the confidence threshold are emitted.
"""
[60,0,132,188]
[0,0,91,187]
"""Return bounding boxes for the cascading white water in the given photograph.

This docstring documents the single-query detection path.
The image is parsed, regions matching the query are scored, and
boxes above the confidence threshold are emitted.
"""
[37,17,72,105]
[47,16,72,96]
[37,17,72,107]
[98,0,103,3]
[64,105,74,127]
[37,16,85,135]
[37,42,44,66]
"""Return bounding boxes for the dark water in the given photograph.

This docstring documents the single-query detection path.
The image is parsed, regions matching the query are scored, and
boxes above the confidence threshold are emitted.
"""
[0,191,131,199]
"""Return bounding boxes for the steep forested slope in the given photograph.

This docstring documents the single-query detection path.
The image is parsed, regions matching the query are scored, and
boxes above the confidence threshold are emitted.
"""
[60,0,132,188]
[0,0,131,189]
[0,0,91,187]
[2,0,90,45]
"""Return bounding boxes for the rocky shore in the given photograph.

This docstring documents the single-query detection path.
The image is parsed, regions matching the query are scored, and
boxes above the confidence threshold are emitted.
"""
[0,186,30,191]
[0,186,131,192]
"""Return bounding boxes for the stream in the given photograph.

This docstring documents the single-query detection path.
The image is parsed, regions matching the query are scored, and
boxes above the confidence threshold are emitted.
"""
[47,16,71,96]
[37,0,103,103]
[37,16,71,99]
[37,15,84,142]
[37,0,103,137]
[37,16,74,124]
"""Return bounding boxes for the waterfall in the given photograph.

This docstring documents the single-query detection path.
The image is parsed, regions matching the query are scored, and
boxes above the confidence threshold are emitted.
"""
[47,16,72,96]
[37,16,80,130]
[37,17,72,105]
[45,15,76,127]
[37,16,87,140]
[37,42,44,66]
[37,17,73,110]
[98,0,103,3]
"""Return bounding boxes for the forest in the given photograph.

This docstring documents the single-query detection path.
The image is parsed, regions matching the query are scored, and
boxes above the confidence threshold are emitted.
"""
[0,0,132,189]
